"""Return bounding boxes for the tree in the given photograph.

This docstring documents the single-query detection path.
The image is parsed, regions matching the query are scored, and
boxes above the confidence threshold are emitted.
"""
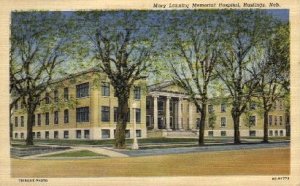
[165,11,221,145]
[75,11,157,148]
[255,22,289,143]
[215,10,273,144]
[208,111,216,132]
[243,109,256,135]
[10,12,71,145]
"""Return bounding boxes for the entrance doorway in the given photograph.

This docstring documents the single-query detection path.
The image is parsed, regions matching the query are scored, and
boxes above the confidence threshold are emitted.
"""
[158,116,165,129]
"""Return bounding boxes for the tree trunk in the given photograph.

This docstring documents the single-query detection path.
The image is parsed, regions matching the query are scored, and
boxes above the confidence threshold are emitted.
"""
[262,111,269,143]
[25,107,34,146]
[198,104,206,146]
[232,114,241,144]
[114,94,129,149]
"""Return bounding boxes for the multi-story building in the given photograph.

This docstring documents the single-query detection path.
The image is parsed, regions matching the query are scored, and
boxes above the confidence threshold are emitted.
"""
[146,81,289,138]
[12,69,147,140]
[12,72,289,140]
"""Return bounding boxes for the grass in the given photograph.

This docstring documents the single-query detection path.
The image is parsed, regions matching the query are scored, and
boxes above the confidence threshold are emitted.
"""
[11,136,289,147]
[42,150,107,158]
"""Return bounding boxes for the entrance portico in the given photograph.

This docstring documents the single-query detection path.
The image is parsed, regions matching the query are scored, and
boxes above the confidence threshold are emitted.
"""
[147,91,193,131]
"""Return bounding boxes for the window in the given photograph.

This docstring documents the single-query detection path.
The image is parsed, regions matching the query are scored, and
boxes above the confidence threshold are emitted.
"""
[45,112,49,125]
[279,101,283,110]
[136,108,141,123]
[54,111,59,124]
[14,117,18,127]
[101,129,110,139]
[221,117,226,127]
[84,130,90,139]
[274,116,278,125]
[32,114,35,126]
[64,131,69,139]
[158,100,164,111]
[125,130,130,138]
[76,82,89,98]
[64,109,69,123]
[101,82,110,96]
[221,103,226,112]
[136,130,142,137]
[76,130,81,139]
[20,102,24,109]
[221,131,226,136]
[127,109,130,122]
[208,131,214,137]
[54,131,59,139]
[64,87,69,100]
[268,115,272,125]
[113,108,130,122]
[20,116,24,127]
[45,93,50,104]
[54,90,59,102]
[249,130,256,137]
[45,131,49,139]
[101,106,110,122]
[21,133,24,139]
[196,118,200,128]
[146,99,151,110]
[269,130,273,136]
[146,115,151,127]
[273,101,277,110]
[134,86,141,99]
[250,103,256,110]
[76,107,89,122]
[279,116,283,125]
[208,105,214,113]
[114,107,118,122]
[15,133,18,139]
[280,130,284,136]
[249,116,256,125]
[37,114,41,126]
[33,132,36,139]
[275,130,278,136]
[37,132,41,139]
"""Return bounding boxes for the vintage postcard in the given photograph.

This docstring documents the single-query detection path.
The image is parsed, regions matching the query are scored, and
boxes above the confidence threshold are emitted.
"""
[0,0,299,185]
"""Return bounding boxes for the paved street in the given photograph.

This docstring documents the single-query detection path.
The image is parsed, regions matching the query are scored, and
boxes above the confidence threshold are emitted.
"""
[113,141,289,157]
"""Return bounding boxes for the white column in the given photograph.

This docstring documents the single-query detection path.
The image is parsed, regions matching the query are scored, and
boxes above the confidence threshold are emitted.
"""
[153,95,158,130]
[178,97,183,131]
[166,96,171,131]
[132,103,138,150]
[189,103,193,130]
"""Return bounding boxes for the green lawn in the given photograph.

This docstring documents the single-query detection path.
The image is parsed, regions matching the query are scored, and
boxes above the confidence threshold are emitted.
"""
[42,150,107,158]
[12,136,289,147]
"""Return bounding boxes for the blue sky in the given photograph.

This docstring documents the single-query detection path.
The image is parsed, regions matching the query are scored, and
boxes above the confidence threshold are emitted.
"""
[267,9,289,22]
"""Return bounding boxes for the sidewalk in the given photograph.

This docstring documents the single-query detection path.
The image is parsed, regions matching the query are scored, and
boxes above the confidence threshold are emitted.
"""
[21,146,128,159]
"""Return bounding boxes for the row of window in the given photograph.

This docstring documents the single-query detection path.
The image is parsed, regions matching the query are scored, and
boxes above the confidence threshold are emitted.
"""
[14,116,24,127]
[15,106,142,126]
[268,115,283,125]
[269,130,285,136]
[147,99,284,114]
[198,116,256,128]
[14,129,142,139]
[14,83,141,110]
[207,130,285,137]
[46,83,141,104]
[208,130,257,137]
[208,131,228,137]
